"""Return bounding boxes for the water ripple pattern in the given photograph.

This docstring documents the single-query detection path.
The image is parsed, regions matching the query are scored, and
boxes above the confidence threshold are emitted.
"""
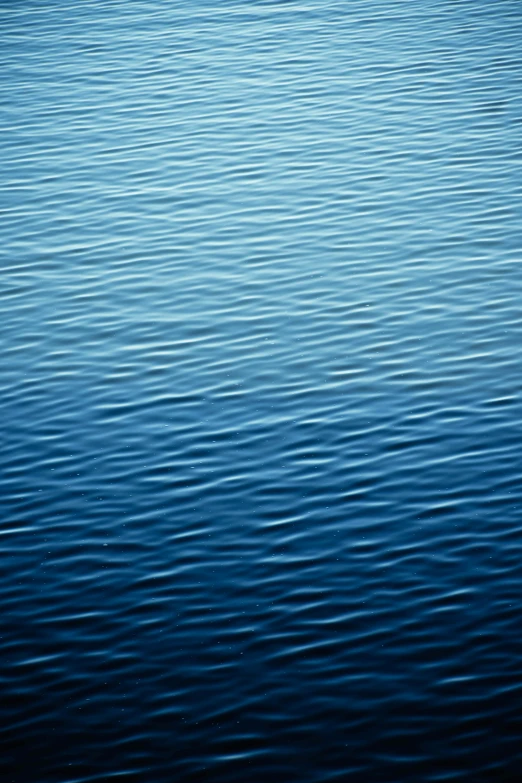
[1,1,522,780]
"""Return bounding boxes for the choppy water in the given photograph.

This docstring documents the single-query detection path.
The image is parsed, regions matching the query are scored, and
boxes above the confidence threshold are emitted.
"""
[2,1,522,780]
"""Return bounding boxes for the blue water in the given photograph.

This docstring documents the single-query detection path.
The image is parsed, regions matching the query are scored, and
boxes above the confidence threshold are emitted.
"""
[2,1,522,780]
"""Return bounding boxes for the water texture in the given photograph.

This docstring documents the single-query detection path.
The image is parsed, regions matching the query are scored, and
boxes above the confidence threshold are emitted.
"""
[2,1,522,780]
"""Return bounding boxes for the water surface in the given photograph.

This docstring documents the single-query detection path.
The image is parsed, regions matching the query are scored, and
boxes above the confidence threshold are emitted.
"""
[2,1,522,780]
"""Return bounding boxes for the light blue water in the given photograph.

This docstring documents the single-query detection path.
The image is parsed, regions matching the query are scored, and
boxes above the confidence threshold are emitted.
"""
[2,1,522,780]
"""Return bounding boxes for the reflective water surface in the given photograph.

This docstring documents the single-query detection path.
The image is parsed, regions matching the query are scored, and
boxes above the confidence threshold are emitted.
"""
[2,1,522,780]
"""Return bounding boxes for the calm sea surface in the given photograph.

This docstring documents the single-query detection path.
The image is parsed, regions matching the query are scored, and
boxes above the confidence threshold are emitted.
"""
[2,1,522,780]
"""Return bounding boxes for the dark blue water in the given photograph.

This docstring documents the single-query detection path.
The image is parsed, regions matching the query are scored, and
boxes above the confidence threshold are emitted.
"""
[2,1,522,780]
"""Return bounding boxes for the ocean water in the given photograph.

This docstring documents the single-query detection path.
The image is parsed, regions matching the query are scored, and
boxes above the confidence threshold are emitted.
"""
[2,1,522,780]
